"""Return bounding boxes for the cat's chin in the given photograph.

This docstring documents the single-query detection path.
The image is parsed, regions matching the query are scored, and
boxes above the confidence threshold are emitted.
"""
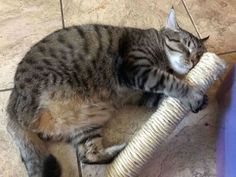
[175,70,189,75]
[171,62,190,75]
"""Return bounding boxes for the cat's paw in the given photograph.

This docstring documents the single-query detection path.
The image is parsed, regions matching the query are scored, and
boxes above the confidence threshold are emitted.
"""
[182,88,208,113]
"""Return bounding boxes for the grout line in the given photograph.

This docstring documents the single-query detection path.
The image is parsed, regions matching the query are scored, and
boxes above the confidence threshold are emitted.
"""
[181,0,236,56]
[59,0,65,29]
[181,0,201,38]
[217,50,236,56]
[0,88,13,92]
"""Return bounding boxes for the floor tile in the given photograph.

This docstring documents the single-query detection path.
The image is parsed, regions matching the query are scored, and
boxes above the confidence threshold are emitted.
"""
[183,0,236,53]
[62,0,198,36]
[139,124,216,177]
[0,0,62,90]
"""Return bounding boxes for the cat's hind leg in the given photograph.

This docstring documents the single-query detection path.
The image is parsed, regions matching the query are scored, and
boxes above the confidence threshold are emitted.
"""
[31,93,126,164]
[68,102,126,164]
[77,136,126,164]
[7,89,61,177]
[7,119,61,177]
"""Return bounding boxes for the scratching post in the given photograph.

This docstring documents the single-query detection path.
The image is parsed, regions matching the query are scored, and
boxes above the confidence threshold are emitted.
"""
[106,52,227,177]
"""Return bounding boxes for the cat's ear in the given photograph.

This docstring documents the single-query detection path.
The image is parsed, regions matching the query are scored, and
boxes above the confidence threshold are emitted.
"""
[201,36,210,43]
[166,8,179,31]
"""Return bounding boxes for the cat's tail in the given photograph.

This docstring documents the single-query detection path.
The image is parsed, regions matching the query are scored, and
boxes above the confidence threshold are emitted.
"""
[7,89,61,177]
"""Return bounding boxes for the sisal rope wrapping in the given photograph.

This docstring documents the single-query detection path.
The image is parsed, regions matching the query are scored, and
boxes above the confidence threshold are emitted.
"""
[106,52,227,177]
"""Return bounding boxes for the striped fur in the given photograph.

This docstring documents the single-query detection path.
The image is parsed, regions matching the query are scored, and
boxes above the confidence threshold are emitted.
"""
[7,9,208,177]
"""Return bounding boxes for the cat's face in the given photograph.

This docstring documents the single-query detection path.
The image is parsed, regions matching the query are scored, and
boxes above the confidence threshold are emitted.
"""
[163,9,209,75]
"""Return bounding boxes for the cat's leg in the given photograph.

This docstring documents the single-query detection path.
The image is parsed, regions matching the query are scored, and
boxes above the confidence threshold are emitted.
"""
[119,58,207,113]
[68,128,126,164]
[63,102,126,164]
[30,96,126,165]
[79,137,126,164]
[7,119,61,177]
[137,69,173,108]
[7,89,61,177]
[138,92,165,108]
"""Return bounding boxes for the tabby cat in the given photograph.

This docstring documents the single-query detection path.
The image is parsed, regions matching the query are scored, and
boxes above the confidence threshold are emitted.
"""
[7,9,208,177]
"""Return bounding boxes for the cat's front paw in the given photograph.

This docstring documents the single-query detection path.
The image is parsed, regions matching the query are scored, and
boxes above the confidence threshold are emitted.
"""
[182,89,208,113]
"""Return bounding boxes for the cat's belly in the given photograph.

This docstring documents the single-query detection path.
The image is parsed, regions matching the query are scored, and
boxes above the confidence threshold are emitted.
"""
[29,88,116,136]
[113,86,143,106]
[27,83,141,137]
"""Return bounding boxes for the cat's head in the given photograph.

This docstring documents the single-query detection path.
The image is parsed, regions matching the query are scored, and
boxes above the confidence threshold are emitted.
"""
[162,8,209,74]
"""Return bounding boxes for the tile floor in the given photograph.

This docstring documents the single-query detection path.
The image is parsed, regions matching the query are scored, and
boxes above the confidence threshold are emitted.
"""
[0,0,235,177]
